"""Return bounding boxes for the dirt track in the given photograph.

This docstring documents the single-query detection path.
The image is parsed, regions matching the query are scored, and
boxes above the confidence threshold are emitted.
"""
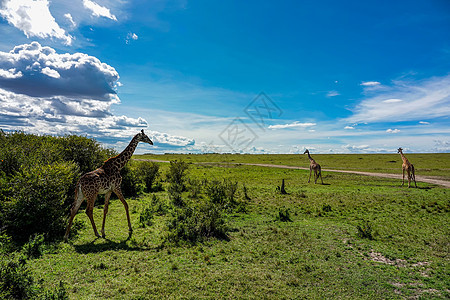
[134,159,450,188]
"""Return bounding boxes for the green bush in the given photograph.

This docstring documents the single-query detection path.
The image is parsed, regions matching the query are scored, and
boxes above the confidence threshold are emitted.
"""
[166,160,189,188]
[139,206,154,228]
[136,161,160,192]
[59,134,116,174]
[205,179,241,211]
[166,200,228,243]
[0,254,35,299]
[1,161,78,242]
[21,234,45,260]
[120,163,145,198]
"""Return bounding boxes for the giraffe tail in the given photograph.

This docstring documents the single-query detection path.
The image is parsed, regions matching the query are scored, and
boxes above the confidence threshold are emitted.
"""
[71,183,84,210]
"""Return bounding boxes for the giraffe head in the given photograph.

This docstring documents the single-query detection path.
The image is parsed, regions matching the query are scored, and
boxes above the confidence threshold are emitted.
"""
[303,149,309,155]
[397,147,403,154]
[137,129,153,145]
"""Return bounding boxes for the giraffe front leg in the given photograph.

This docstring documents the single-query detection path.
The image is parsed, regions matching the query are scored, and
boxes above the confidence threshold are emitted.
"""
[114,188,133,237]
[101,191,112,238]
[401,169,405,186]
[308,168,312,183]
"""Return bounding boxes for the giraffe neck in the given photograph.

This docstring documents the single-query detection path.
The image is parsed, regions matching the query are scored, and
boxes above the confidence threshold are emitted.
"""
[400,152,409,164]
[104,135,140,170]
[307,152,314,162]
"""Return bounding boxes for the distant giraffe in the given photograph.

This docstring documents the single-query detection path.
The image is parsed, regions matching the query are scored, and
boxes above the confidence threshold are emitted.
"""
[303,149,323,184]
[64,130,153,241]
[397,147,417,188]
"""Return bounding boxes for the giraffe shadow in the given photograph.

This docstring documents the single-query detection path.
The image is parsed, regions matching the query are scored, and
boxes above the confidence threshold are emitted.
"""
[72,237,149,254]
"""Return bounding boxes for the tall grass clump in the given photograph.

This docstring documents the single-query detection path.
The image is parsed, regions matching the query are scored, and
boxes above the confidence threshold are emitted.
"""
[356,220,375,240]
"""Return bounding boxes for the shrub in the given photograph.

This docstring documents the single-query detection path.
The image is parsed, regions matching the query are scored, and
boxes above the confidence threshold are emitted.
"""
[0,254,35,299]
[205,179,241,211]
[166,200,228,243]
[139,206,154,228]
[1,162,78,242]
[166,160,189,188]
[205,180,226,205]
[21,234,45,260]
[149,194,168,216]
[168,183,184,207]
[120,163,145,198]
[136,161,160,192]
[59,134,116,174]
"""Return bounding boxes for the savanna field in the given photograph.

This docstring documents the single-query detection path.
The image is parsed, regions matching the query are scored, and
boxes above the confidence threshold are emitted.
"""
[1,132,449,299]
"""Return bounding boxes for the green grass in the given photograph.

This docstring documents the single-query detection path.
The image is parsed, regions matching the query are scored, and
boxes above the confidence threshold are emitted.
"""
[28,156,449,299]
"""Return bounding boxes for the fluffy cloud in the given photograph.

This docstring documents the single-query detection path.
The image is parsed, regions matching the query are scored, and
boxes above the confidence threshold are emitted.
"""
[348,75,450,123]
[0,0,72,45]
[83,0,117,21]
[0,42,119,99]
[386,128,400,134]
[268,121,316,129]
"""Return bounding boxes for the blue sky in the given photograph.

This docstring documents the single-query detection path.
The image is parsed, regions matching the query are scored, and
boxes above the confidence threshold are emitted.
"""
[0,0,449,154]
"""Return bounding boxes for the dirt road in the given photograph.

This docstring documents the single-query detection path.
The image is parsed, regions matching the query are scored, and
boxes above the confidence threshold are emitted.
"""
[134,159,450,188]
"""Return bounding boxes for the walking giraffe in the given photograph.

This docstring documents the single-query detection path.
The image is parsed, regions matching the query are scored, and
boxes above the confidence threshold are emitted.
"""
[397,147,417,188]
[303,149,323,184]
[64,130,153,241]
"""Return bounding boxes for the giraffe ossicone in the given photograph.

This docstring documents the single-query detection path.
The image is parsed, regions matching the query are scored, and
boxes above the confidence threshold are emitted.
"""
[64,130,153,242]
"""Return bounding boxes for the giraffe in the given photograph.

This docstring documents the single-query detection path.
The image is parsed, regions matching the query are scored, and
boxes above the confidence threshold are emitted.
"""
[397,147,417,188]
[64,130,153,241]
[303,149,323,184]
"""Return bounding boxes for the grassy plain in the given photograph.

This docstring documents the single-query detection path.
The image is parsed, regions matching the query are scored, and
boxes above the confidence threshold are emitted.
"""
[137,153,450,178]
[29,154,449,299]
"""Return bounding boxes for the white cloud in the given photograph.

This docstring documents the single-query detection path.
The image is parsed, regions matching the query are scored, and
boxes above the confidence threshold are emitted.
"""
[347,75,450,123]
[129,33,138,40]
[268,121,316,129]
[0,42,119,99]
[126,32,139,44]
[344,126,354,130]
[83,0,117,21]
[326,90,340,97]
[386,128,400,134]
[64,13,76,27]
[0,0,72,45]
[360,81,381,86]
[0,68,22,79]
[419,121,430,125]
[382,98,403,103]
[41,67,60,78]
